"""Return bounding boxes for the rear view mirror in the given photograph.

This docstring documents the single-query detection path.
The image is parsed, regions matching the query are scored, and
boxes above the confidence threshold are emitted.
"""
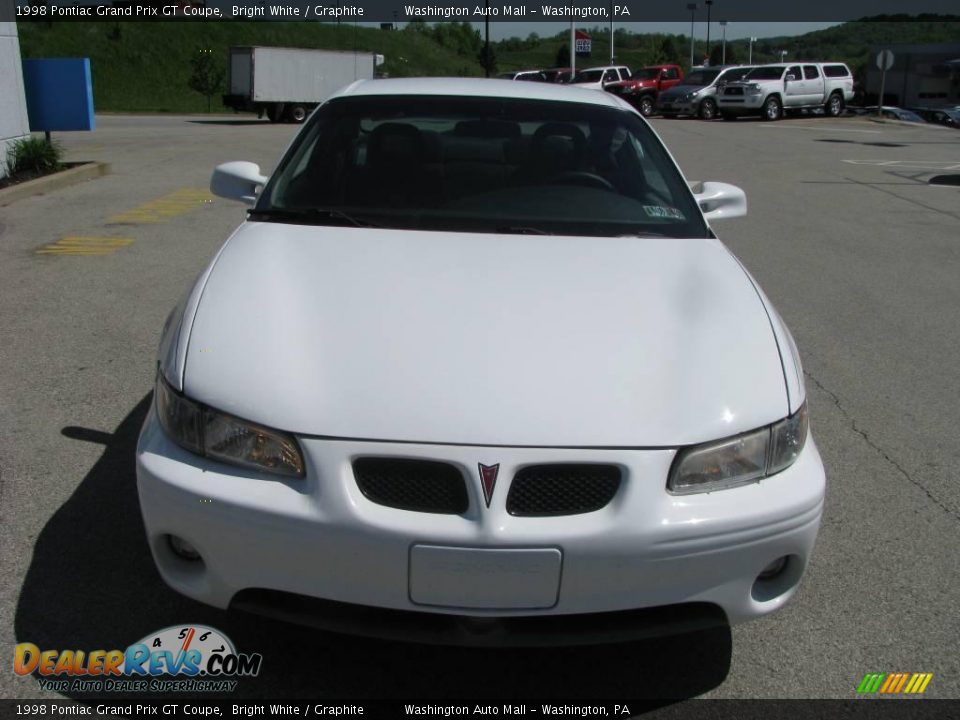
[210,161,268,205]
[691,181,747,221]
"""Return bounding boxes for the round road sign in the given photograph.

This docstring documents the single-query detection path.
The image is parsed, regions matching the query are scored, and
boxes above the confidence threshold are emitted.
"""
[876,50,895,71]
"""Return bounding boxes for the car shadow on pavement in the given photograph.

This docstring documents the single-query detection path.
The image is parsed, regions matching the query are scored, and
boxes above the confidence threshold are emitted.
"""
[186,119,273,126]
[15,394,732,705]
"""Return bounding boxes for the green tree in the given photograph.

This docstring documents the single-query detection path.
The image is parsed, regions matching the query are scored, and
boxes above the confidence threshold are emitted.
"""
[187,49,225,113]
[554,43,571,69]
[479,42,498,76]
[709,42,738,66]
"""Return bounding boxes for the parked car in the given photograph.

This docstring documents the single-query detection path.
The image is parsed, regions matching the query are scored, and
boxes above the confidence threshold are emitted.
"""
[139,78,825,646]
[497,70,548,82]
[718,62,855,121]
[909,107,960,128]
[604,64,685,117]
[657,65,755,120]
[542,67,574,84]
[569,65,632,91]
[853,106,927,122]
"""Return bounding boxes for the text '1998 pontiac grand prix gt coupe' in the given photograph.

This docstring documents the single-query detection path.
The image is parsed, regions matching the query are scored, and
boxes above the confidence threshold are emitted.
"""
[136,78,825,646]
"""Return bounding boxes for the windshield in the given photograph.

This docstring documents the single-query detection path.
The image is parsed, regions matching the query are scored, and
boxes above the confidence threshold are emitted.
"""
[719,67,752,82]
[744,66,786,81]
[681,70,721,86]
[631,69,660,80]
[257,95,709,239]
[571,69,604,83]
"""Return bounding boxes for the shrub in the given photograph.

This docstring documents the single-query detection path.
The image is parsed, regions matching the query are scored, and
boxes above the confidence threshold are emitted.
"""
[6,136,64,177]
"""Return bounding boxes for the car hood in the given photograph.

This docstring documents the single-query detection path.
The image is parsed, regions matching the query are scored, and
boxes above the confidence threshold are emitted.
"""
[182,222,788,447]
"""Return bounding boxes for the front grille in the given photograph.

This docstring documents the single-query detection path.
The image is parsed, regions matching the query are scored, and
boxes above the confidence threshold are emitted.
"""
[353,458,468,514]
[724,86,744,96]
[506,464,621,517]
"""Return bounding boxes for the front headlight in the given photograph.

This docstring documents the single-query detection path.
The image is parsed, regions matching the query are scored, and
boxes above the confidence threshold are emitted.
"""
[745,84,763,95]
[668,403,808,495]
[155,373,305,478]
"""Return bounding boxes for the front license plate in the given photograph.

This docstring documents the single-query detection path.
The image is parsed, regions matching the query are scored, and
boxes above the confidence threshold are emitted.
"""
[409,545,562,610]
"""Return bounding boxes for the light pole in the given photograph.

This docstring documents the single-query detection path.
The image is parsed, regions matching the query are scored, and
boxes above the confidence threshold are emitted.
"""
[749,36,756,64]
[483,0,490,77]
[609,0,614,64]
[687,4,697,71]
[779,50,788,63]
[705,0,712,62]
[570,19,576,76]
[720,21,727,65]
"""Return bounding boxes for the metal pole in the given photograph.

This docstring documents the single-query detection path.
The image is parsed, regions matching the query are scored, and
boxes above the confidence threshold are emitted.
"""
[687,4,697,71]
[705,0,712,62]
[749,37,755,65]
[609,0,614,64]
[878,67,887,115]
[570,19,576,75]
[484,0,490,78]
[720,21,726,65]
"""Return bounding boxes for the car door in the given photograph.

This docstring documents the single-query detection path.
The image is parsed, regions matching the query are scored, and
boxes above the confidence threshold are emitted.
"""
[802,65,824,105]
[784,65,804,106]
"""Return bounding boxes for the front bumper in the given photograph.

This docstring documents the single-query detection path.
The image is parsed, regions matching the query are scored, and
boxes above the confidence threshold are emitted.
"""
[718,94,765,114]
[136,406,826,641]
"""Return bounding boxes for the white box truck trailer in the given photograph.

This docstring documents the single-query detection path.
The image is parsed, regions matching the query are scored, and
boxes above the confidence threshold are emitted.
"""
[223,46,379,123]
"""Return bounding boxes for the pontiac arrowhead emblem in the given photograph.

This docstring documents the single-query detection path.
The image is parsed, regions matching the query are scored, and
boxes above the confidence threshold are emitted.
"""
[478,463,500,508]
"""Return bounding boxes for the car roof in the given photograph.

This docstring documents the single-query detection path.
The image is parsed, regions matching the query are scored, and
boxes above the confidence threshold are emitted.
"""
[334,77,626,108]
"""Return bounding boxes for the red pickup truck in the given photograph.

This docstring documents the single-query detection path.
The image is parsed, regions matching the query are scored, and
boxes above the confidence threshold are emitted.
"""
[604,64,685,117]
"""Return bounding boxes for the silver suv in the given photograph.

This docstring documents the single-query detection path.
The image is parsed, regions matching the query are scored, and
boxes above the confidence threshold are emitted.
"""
[717,63,855,121]
[657,65,756,120]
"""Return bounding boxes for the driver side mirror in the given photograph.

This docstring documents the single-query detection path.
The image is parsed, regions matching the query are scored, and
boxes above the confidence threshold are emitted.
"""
[785,74,797,82]
[691,181,747,221]
[210,161,268,205]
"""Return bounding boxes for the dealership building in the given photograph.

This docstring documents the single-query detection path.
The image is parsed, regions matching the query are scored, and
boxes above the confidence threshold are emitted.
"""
[1,4,31,179]
[865,42,960,107]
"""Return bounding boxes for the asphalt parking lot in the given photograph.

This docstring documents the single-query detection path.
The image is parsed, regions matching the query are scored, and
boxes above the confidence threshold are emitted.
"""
[1,111,958,703]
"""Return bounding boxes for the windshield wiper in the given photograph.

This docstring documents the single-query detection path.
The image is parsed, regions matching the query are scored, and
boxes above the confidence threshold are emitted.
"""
[248,208,380,228]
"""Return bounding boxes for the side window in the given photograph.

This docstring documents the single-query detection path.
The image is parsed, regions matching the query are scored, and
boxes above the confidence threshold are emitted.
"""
[824,65,849,78]
[787,66,802,81]
[664,68,679,80]
[603,69,618,83]
[618,68,630,80]
[803,65,820,79]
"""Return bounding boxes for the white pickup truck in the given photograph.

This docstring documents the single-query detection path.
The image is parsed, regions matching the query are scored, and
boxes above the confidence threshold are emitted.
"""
[717,63,855,121]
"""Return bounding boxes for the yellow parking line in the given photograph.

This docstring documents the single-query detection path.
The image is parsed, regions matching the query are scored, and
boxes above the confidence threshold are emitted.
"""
[109,187,214,225]
[36,236,134,256]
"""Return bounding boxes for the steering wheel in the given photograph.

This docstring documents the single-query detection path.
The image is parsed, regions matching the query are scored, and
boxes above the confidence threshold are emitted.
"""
[551,171,616,191]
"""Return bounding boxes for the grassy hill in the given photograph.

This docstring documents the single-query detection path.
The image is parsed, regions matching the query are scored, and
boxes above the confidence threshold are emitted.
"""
[17,17,960,113]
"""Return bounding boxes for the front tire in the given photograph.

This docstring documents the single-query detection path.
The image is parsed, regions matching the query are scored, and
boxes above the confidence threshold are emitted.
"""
[825,92,844,117]
[638,95,655,117]
[762,95,782,121]
[699,98,718,120]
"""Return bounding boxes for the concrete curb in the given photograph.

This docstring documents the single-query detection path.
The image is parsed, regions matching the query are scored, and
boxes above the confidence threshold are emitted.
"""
[0,161,111,207]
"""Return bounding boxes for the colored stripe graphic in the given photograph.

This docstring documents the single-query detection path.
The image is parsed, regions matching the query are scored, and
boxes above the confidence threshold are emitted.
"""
[857,673,886,694]
[858,672,932,695]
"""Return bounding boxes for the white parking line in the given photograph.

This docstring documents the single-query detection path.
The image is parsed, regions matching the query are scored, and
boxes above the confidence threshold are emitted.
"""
[843,159,960,170]
[758,125,882,134]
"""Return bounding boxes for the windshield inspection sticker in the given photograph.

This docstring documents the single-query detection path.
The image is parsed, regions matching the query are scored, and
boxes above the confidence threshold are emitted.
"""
[644,205,685,220]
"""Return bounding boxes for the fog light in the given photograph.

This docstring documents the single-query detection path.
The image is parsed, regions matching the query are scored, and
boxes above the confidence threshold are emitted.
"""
[168,535,202,562]
[758,556,788,580]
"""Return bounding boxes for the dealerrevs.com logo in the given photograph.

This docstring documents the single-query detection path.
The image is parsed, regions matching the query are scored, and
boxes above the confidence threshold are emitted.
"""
[14,624,261,693]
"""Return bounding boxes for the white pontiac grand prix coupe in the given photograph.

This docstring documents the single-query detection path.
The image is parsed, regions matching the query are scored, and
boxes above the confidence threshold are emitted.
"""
[136,78,825,645]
